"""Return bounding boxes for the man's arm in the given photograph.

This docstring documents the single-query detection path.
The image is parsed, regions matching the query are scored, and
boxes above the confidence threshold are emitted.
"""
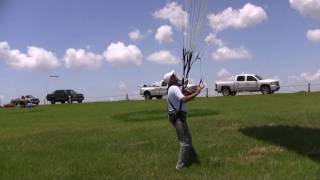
[181,85,204,103]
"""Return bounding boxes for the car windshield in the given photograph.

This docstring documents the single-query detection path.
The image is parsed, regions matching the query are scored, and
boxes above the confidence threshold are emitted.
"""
[255,75,263,80]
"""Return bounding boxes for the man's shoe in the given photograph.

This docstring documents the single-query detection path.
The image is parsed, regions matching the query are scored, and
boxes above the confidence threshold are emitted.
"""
[176,165,186,171]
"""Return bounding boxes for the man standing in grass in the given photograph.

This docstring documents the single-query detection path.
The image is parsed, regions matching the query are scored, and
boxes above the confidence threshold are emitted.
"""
[164,70,204,170]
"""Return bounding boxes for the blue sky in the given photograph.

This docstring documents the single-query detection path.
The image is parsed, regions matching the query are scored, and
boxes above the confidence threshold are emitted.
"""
[0,0,320,104]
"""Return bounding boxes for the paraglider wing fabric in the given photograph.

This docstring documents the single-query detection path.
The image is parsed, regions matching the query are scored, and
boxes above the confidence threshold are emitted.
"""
[182,0,208,87]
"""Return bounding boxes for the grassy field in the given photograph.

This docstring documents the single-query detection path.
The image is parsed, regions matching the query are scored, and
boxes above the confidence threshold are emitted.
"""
[1,92,320,179]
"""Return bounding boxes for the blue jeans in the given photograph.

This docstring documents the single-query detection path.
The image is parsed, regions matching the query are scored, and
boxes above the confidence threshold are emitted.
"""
[169,112,197,168]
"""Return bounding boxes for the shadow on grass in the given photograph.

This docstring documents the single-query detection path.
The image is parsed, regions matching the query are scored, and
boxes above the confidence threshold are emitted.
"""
[240,125,320,161]
[112,109,219,122]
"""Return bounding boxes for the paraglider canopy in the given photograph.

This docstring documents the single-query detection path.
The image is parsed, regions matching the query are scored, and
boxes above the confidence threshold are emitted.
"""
[181,0,208,88]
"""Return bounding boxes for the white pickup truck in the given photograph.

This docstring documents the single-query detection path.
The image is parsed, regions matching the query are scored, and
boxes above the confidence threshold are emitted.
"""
[215,74,280,96]
[140,81,168,100]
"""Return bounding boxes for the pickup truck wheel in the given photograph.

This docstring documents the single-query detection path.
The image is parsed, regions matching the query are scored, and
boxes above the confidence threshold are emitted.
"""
[222,88,231,96]
[144,92,152,100]
[261,85,271,95]
[50,101,55,104]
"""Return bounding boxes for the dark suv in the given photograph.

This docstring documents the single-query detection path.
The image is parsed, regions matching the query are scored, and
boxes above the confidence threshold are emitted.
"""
[46,89,84,104]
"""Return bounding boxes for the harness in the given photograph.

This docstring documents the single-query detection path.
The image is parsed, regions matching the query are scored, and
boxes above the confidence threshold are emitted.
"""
[168,98,182,113]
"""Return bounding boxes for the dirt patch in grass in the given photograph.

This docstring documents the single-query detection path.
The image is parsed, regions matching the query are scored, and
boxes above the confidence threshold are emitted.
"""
[248,146,285,156]
[128,140,150,146]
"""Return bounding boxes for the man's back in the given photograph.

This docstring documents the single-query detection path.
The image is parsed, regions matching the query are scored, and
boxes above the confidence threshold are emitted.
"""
[167,85,187,112]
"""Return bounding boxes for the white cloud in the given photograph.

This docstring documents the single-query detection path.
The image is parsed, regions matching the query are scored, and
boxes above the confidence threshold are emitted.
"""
[118,81,127,90]
[63,48,103,70]
[218,68,232,78]
[288,70,320,83]
[217,68,234,80]
[153,2,188,30]
[103,42,143,66]
[129,29,143,41]
[205,33,224,47]
[147,50,179,65]
[0,41,60,70]
[307,29,320,43]
[129,29,153,41]
[155,25,174,44]
[301,70,320,82]
[212,46,251,61]
[208,3,267,32]
[289,0,320,20]
[128,29,142,41]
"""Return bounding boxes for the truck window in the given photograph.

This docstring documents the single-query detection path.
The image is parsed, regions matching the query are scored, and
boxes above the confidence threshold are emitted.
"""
[58,90,64,96]
[247,76,257,81]
[237,76,245,81]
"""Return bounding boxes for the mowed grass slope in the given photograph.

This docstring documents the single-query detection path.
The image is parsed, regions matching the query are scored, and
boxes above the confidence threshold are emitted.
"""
[1,93,320,179]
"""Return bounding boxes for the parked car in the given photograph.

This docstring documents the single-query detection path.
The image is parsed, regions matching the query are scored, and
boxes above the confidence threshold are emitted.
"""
[11,95,40,105]
[215,74,280,96]
[46,89,84,104]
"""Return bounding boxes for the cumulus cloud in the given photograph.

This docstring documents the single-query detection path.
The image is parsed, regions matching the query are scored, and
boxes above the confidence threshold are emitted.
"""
[128,29,152,41]
[103,42,143,66]
[217,68,234,80]
[155,25,174,44]
[288,69,320,83]
[205,33,224,47]
[129,29,143,41]
[147,50,179,65]
[118,81,127,90]
[289,0,320,20]
[212,46,251,61]
[0,41,60,70]
[153,2,188,30]
[218,68,232,78]
[63,48,103,70]
[208,3,267,32]
[301,70,320,82]
[307,29,320,43]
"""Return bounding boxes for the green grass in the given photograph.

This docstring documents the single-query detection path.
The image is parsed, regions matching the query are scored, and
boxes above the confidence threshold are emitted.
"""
[1,92,320,179]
